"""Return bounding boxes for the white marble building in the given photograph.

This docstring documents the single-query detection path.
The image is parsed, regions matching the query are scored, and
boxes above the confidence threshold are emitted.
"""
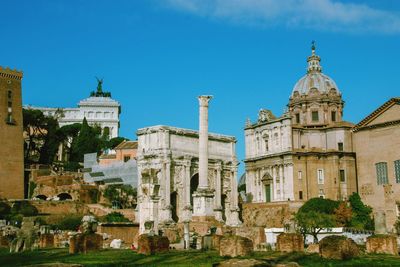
[25,80,120,138]
[136,125,241,233]
[244,44,357,203]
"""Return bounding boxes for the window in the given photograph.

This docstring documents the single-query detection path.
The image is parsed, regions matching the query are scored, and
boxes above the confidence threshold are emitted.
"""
[338,142,344,151]
[312,111,319,122]
[299,191,303,200]
[394,160,400,183]
[317,169,324,184]
[319,189,325,198]
[274,133,279,145]
[265,138,269,152]
[7,90,12,99]
[124,156,131,162]
[298,171,302,180]
[340,169,346,183]
[376,162,389,185]
[331,111,337,122]
[295,113,300,124]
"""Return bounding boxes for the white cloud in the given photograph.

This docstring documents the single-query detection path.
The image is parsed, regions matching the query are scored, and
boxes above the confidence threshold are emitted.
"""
[164,0,400,34]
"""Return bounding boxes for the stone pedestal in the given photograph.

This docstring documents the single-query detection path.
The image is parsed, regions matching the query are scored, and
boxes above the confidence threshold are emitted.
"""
[319,236,359,260]
[192,189,214,217]
[137,234,170,255]
[69,233,103,254]
[219,235,253,257]
[366,235,398,255]
[276,233,304,253]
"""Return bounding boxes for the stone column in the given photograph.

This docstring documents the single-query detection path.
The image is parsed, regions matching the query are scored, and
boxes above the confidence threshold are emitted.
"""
[228,165,241,226]
[279,165,284,201]
[198,95,212,190]
[182,156,192,221]
[193,95,214,218]
[214,163,223,221]
[162,160,173,224]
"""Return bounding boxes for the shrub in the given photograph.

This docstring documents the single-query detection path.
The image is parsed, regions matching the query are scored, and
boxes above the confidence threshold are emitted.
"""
[52,215,83,230]
[0,202,11,219]
[11,201,38,216]
[298,198,340,215]
[102,212,130,223]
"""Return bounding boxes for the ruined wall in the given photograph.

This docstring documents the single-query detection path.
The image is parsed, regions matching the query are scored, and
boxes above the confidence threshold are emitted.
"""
[242,202,303,228]
[98,223,139,247]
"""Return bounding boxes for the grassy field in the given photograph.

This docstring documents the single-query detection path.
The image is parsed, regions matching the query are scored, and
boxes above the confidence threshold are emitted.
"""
[1,248,400,267]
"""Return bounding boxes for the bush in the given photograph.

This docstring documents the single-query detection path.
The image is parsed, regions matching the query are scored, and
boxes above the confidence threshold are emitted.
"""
[11,201,38,216]
[102,212,130,223]
[298,198,340,215]
[52,215,83,230]
[0,202,11,219]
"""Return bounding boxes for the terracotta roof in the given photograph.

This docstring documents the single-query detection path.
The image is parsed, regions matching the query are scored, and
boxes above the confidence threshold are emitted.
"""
[115,140,138,150]
[99,154,117,159]
[353,97,400,132]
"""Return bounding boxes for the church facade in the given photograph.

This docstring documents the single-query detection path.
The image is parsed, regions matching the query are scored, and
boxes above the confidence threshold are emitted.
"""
[244,45,357,203]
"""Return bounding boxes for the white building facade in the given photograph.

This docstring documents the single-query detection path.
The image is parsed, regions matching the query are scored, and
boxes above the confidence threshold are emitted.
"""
[25,81,120,138]
[136,125,241,233]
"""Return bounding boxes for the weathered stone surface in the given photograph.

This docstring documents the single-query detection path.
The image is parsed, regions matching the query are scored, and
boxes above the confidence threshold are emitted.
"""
[305,243,319,254]
[69,234,103,254]
[0,235,10,248]
[234,227,266,250]
[9,217,40,253]
[137,234,169,255]
[276,233,304,253]
[319,236,359,260]
[39,234,54,248]
[219,235,253,257]
[242,202,302,228]
[366,235,398,255]
[216,258,269,267]
[275,263,301,267]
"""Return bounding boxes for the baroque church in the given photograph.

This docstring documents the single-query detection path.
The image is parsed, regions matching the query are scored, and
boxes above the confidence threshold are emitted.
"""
[244,44,357,203]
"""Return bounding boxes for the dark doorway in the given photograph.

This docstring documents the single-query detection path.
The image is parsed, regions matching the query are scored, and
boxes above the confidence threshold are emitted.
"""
[190,173,199,207]
[57,193,72,201]
[171,191,179,222]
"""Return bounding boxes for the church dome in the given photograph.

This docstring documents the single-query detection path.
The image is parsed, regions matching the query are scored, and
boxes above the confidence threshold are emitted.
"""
[291,43,340,97]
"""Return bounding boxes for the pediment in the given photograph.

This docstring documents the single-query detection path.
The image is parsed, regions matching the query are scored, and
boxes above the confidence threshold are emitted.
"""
[354,98,400,130]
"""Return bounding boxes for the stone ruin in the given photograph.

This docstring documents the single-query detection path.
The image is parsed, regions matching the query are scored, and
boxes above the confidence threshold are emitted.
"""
[9,217,41,253]
[319,235,359,260]
[366,210,398,255]
[69,215,103,254]
[276,233,304,253]
[219,234,253,257]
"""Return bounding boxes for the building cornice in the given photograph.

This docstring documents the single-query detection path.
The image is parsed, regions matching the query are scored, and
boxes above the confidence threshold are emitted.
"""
[244,150,356,163]
[352,119,400,133]
[0,66,23,80]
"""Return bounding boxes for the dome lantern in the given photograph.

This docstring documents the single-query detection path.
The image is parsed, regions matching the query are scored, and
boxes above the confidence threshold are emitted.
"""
[307,41,322,74]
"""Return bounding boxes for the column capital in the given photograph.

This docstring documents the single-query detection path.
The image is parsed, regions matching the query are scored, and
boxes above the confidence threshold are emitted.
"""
[198,95,213,107]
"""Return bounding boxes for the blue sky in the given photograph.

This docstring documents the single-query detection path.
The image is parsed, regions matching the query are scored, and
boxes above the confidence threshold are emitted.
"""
[2,0,400,174]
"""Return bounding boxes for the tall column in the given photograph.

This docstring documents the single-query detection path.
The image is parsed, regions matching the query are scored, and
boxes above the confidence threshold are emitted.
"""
[198,95,212,190]
[227,165,241,226]
[214,163,223,221]
[162,160,173,223]
[279,165,284,201]
[193,95,214,218]
[182,158,192,222]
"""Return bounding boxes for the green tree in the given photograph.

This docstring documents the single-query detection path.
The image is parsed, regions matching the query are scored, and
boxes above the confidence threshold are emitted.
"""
[103,185,137,209]
[70,117,101,162]
[348,193,374,230]
[298,197,340,215]
[295,211,336,244]
[103,212,130,223]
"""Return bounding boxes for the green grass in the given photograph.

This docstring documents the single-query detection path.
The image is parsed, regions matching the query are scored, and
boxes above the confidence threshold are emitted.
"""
[0,248,400,267]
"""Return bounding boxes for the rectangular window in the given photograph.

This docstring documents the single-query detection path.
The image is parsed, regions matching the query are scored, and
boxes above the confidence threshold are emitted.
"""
[298,171,302,180]
[319,189,325,198]
[123,156,131,162]
[376,162,389,185]
[331,111,336,122]
[295,113,300,124]
[312,111,319,122]
[299,191,303,200]
[317,169,324,184]
[7,90,12,99]
[340,169,346,183]
[338,142,344,151]
[265,139,269,152]
[394,160,400,183]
